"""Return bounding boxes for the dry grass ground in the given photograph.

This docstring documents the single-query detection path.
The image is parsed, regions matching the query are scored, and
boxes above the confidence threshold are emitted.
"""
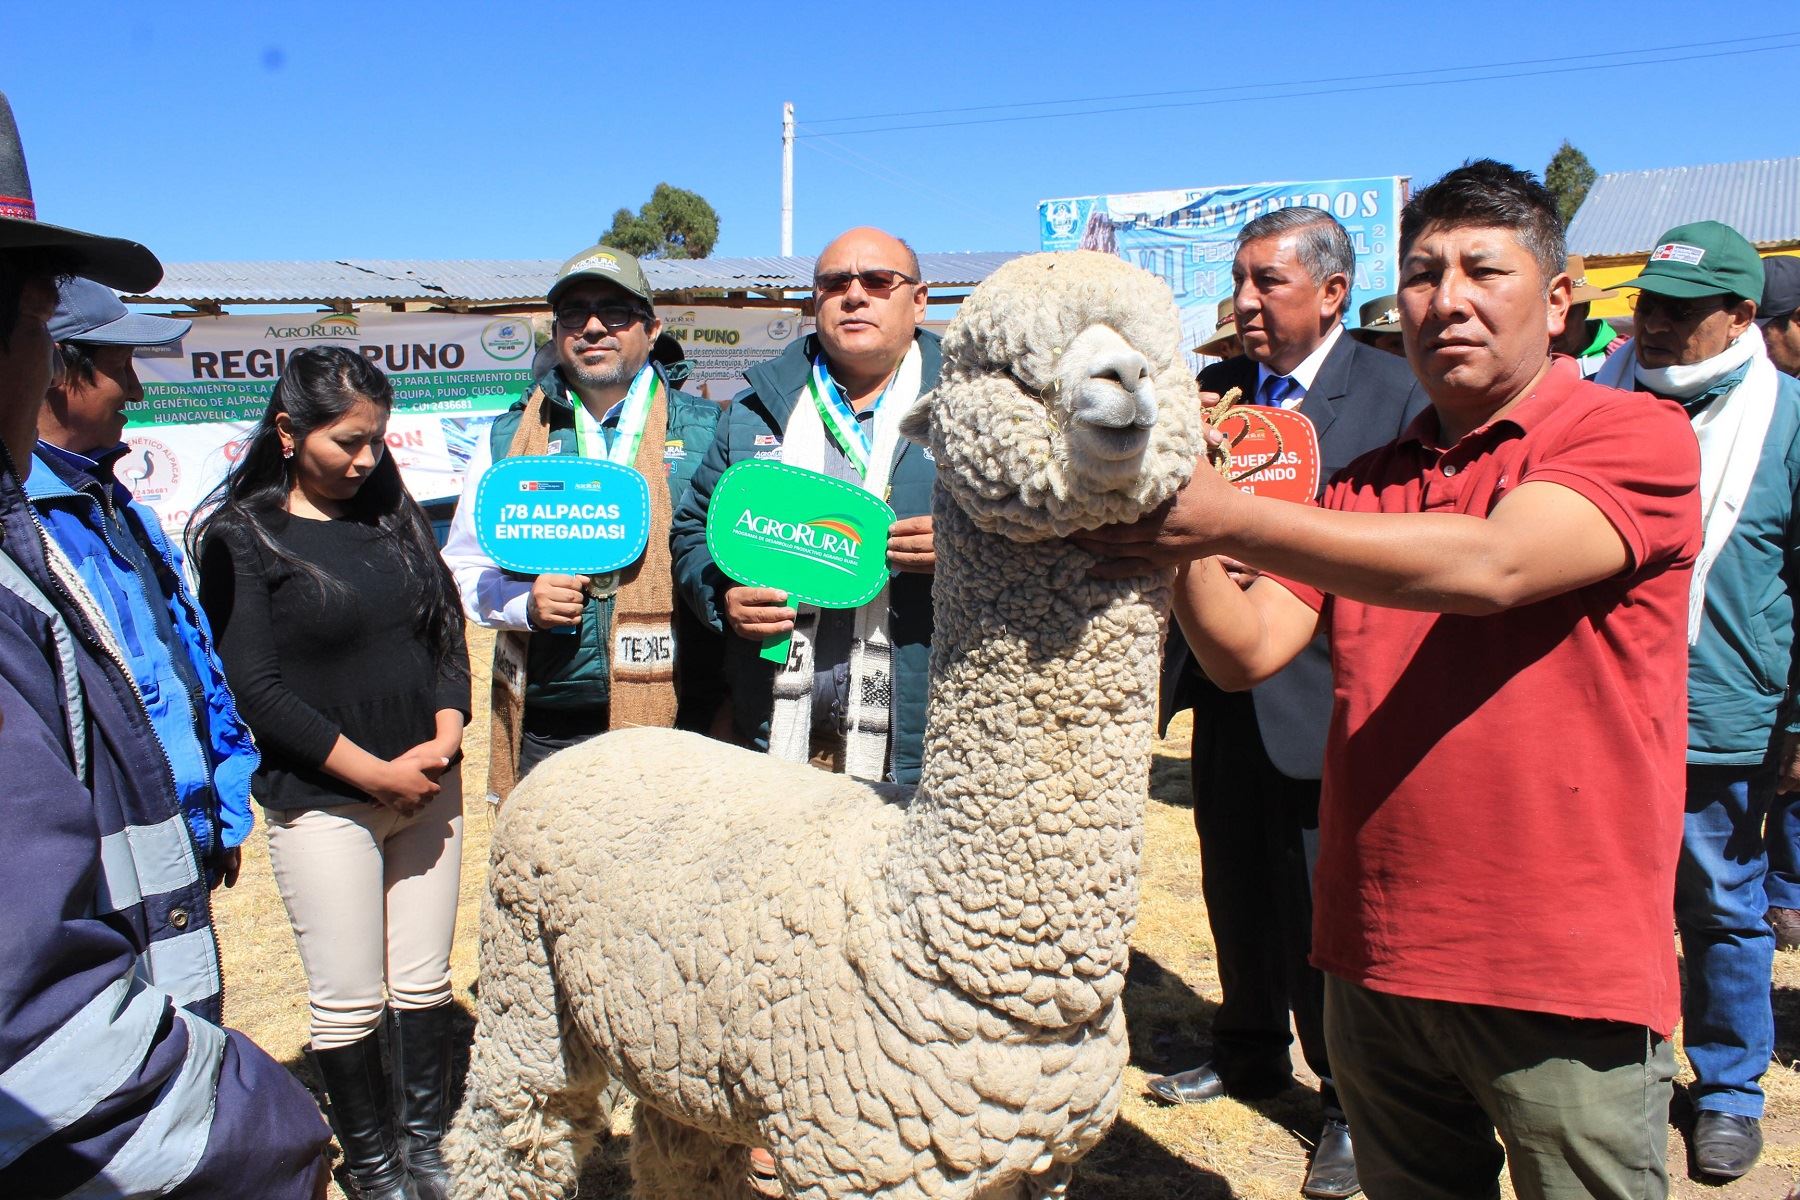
[214,627,1800,1198]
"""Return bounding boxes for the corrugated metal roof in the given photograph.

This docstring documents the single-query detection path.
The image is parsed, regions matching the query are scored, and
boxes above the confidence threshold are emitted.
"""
[1567,157,1800,258]
[125,251,1027,307]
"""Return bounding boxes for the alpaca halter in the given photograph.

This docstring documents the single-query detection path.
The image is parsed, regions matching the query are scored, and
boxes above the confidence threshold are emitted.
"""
[1202,387,1289,482]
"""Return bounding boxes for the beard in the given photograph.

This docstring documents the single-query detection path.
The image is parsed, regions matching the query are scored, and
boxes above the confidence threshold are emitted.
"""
[563,353,636,392]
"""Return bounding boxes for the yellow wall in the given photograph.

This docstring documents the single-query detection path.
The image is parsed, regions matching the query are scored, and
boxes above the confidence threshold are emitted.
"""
[1586,248,1800,321]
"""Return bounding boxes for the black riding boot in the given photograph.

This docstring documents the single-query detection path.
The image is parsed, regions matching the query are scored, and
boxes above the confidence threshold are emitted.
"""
[390,1003,457,1200]
[313,1031,421,1200]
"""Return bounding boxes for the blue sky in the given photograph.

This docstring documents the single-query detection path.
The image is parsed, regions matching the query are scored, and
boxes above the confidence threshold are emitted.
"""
[4,1,1797,267]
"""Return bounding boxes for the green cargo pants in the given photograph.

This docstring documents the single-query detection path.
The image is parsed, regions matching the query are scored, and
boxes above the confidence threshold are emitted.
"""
[1325,976,1675,1200]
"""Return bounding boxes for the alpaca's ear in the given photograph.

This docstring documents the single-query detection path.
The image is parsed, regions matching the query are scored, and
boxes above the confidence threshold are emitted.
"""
[899,392,935,446]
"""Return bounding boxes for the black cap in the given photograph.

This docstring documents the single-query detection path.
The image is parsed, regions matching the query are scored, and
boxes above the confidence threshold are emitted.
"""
[0,93,161,293]
[1760,256,1800,325]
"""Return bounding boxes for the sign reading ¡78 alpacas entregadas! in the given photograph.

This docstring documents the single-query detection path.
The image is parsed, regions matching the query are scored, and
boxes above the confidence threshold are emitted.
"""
[705,461,894,662]
[473,455,650,575]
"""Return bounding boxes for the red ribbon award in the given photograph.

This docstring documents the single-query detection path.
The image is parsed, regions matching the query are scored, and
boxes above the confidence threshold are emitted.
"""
[1203,388,1322,504]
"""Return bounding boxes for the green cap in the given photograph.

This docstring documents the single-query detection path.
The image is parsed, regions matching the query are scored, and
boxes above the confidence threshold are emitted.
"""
[547,243,655,307]
[1619,221,1765,303]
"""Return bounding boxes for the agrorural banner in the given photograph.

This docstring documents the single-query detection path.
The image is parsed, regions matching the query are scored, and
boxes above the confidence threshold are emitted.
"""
[124,306,800,535]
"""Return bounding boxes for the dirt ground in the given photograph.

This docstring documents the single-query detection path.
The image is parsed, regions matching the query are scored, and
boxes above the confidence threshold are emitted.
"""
[212,627,1800,1198]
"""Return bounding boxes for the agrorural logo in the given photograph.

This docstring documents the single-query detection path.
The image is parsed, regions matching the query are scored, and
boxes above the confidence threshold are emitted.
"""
[480,318,532,361]
[264,313,360,340]
[732,510,863,574]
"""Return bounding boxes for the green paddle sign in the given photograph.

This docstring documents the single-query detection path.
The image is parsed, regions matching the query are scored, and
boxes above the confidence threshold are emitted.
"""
[704,461,895,662]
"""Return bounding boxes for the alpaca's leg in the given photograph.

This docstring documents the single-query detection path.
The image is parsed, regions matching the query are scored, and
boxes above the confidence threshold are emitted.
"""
[446,864,610,1199]
[971,1163,1074,1200]
[629,1105,761,1200]
[1019,1164,1073,1199]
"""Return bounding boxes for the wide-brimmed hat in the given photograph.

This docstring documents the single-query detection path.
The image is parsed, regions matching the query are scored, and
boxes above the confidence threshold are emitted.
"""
[1618,221,1764,303]
[0,94,160,293]
[1194,297,1238,355]
[1346,295,1396,347]
[1351,294,1402,341]
[1564,255,1615,306]
[50,277,189,347]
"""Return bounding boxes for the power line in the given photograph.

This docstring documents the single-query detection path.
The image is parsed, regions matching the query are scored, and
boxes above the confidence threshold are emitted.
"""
[797,135,1019,237]
[802,31,1800,127]
[798,37,1800,138]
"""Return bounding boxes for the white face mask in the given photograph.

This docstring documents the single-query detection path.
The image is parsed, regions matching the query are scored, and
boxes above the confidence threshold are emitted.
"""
[1634,323,1763,400]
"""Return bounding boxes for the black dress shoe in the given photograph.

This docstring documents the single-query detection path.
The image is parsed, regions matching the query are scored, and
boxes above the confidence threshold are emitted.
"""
[1145,1060,1292,1105]
[1692,1111,1762,1179]
[1302,1118,1360,1199]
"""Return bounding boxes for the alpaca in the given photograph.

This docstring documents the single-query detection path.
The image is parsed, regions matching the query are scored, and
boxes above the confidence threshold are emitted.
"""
[446,250,1206,1200]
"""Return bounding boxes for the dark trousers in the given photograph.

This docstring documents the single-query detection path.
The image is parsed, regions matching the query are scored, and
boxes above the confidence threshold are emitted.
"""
[1326,976,1673,1200]
[1192,688,1333,1107]
[517,704,609,781]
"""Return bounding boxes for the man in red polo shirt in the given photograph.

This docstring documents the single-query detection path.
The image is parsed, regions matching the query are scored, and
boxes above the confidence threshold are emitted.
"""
[1082,160,1700,1199]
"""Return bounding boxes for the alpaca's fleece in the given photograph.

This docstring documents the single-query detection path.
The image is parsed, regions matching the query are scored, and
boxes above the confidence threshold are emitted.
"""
[450,250,1205,1200]
[455,729,1122,1199]
[906,250,1203,541]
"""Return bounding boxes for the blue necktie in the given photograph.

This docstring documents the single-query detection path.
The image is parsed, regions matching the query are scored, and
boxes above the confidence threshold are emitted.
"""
[1258,373,1298,407]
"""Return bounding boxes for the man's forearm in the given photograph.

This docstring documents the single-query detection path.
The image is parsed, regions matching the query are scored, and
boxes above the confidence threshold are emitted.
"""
[1166,557,1296,690]
[1217,496,1544,616]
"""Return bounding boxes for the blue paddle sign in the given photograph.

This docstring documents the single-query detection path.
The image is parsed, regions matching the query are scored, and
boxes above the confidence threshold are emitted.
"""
[473,455,650,575]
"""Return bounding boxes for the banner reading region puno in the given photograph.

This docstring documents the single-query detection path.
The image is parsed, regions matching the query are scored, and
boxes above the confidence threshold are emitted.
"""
[130,310,537,534]
[125,306,801,537]
[1038,177,1406,371]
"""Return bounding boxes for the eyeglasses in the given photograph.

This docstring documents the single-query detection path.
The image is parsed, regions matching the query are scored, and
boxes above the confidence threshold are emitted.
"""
[555,302,649,332]
[1631,292,1730,324]
[813,269,918,298]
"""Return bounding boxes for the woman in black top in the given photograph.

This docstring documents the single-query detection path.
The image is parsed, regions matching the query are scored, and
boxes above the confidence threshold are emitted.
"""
[195,346,466,1200]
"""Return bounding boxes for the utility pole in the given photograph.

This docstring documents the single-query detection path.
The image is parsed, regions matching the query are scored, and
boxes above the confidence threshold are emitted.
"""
[781,101,794,257]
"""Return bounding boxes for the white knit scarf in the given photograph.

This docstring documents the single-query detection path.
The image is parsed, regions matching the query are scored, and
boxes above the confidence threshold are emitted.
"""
[768,342,923,779]
[1594,324,1779,643]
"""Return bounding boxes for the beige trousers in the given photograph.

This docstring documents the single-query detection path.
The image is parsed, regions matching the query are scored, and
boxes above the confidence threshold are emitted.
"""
[266,772,464,1050]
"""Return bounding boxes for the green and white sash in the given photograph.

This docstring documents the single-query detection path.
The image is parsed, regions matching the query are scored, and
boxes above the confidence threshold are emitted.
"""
[770,342,923,780]
[574,363,660,465]
[573,364,661,597]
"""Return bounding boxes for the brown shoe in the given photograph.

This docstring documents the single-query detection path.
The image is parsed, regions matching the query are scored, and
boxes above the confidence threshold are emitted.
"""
[1770,906,1800,952]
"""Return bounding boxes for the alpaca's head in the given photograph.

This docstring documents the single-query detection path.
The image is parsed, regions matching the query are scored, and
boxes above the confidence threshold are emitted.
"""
[900,251,1203,541]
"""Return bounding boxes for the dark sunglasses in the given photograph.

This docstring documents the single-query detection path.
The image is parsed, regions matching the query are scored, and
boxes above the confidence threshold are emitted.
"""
[813,269,918,298]
[1631,291,1730,324]
[555,302,649,332]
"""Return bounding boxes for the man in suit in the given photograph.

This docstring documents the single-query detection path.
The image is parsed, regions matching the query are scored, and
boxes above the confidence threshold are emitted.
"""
[1150,206,1426,1200]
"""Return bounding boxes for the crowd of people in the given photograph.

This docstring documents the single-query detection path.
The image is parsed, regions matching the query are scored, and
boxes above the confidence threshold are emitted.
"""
[5,76,1800,1200]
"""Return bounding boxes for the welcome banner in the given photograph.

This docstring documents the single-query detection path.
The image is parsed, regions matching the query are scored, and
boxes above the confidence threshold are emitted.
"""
[1038,177,1406,369]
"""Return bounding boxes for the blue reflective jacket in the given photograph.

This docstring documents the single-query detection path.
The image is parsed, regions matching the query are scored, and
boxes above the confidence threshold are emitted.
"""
[25,443,257,858]
[0,450,327,1197]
